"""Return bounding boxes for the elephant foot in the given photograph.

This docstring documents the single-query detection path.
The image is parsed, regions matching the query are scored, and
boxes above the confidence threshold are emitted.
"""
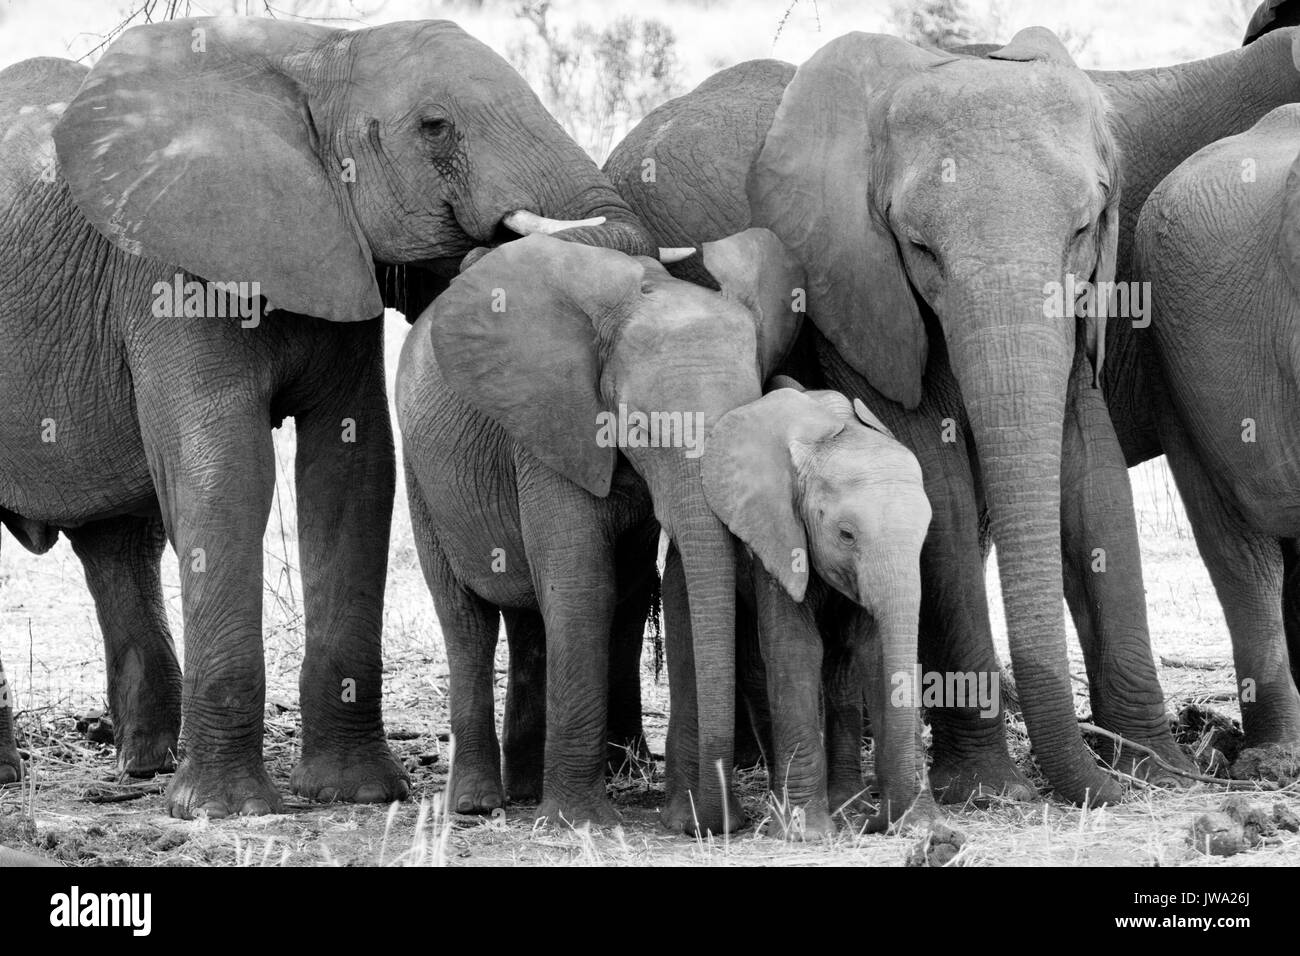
[661,787,744,836]
[116,726,178,778]
[1230,744,1300,788]
[448,762,505,814]
[535,791,621,829]
[0,752,19,785]
[930,751,1037,805]
[291,744,410,805]
[166,755,283,820]
[762,801,834,841]
[1088,727,1195,788]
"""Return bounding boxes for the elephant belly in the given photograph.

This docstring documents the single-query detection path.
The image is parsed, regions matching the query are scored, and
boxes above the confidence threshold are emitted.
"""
[1173,372,1300,537]
[0,330,154,528]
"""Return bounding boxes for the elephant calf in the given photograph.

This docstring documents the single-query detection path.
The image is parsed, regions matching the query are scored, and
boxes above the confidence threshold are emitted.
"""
[397,229,805,831]
[697,381,934,838]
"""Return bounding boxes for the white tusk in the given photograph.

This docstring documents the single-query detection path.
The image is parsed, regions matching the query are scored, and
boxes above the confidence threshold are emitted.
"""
[503,210,606,236]
[658,246,696,263]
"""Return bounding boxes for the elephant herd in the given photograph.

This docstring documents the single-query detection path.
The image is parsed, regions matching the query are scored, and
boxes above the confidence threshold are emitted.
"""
[2,4,1300,841]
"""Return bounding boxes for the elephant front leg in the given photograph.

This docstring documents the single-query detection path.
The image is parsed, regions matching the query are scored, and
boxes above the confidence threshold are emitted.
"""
[0,649,18,785]
[67,514,181,778]
[139,397,281,819]
[289,375,409,806]
[530,540,620,827]
[753,568,831,840]
[1061,348,1193,783]
[502,608,546,804]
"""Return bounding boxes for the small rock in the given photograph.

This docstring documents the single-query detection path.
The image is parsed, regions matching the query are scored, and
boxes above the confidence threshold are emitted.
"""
[1189,812,1247,856]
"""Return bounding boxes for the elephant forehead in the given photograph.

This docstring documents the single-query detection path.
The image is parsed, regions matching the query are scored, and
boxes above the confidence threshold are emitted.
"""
[347,20,516,91]
[894,60,1100,130]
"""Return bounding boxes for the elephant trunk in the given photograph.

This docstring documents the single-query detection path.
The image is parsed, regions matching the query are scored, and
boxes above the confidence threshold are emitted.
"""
[866,558,928,826]
[658,457,739,835]
[943,287,1120,807]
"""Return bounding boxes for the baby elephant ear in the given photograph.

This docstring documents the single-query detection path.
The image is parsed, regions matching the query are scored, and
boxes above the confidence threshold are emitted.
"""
[852,397,897,440]
[428,235,644,498]
[55,17,382,322]
[703,388,843,602]
[988,26,1077,66]
[702,228,806,377]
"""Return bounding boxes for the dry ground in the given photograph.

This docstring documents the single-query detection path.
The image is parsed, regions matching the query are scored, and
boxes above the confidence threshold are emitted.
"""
[2,321,1299,866]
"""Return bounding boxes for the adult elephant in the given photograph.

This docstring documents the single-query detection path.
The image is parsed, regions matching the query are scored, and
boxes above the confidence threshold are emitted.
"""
[1133,103,1300,777]
[606,25,1300,806]
[0,17,672,816]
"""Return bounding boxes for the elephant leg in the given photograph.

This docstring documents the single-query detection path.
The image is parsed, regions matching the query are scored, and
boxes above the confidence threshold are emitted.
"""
[502,608,546,803]
[1282,541,1300,692]
[823,625,868,816]
[1060,348,1191,782]
[407,468,504,814]
[135,391,280,819]
[0,645,17,785]
[288,362,408,807]
[750,569,829,839]
[1158,409,1300,769]
[662,542,701,829]
[66,514,181,778]
[735,593,772,770]
[606,525,656,774]
[520,474,619,826]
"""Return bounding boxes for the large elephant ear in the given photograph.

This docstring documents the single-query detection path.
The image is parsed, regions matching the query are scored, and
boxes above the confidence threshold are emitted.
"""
[427,235,644,498]
[703,388,843,602]
[54,17,382,322]
[702,228,805,378]
[748,33,935,410]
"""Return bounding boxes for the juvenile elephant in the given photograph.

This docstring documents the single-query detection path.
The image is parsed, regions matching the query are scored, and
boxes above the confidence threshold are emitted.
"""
[396,229,804,832]
[0,17,670,815]
[606,25,1300,805]
[701,383,933,838]
[1134,103,1300,777]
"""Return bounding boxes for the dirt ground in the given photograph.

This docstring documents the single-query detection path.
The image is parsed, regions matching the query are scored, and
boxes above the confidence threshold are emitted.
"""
[3,324,1299,866]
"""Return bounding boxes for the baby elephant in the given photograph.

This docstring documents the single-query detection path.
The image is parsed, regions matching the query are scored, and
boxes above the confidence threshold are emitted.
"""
[701,381,934,838]
[396,230,803,829]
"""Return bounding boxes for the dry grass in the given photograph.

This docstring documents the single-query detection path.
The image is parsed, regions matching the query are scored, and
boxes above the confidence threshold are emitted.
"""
[4,325,1300,866]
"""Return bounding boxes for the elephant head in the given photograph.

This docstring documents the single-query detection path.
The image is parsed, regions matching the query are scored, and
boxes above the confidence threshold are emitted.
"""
[423,228,804,834]
[747,28,1120,805]
[52,16,665,323]
[703,385,932,826]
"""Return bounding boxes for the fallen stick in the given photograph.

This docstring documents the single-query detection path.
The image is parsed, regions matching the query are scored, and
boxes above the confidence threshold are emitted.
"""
[1079,722,1264,790]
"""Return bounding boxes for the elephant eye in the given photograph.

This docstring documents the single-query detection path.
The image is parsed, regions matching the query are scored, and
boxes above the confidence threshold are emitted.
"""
[421,116,454,140]
[908,239,937,264]
[838,526,857,546]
